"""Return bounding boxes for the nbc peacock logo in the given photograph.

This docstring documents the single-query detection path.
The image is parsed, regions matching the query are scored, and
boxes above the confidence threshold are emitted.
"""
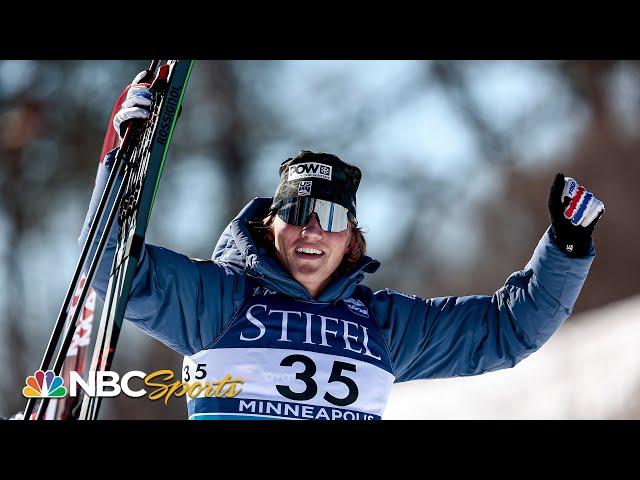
[22,370,67,398]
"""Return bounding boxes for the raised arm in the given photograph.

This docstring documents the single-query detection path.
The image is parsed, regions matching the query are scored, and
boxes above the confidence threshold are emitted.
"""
[367,173,604,382]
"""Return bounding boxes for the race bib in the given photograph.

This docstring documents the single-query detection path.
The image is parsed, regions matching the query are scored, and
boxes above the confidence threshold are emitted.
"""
[183,293,395,420]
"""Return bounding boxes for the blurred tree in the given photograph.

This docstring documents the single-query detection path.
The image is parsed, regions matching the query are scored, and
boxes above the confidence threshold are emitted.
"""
[468,60,640,312]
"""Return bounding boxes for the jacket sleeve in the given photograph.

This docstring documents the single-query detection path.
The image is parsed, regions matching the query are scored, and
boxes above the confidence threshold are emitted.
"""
[368,229,595,382]
[78,148,247,356]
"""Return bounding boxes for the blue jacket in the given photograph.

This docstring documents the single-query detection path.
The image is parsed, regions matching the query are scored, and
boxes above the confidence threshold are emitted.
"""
[80,150,595,419]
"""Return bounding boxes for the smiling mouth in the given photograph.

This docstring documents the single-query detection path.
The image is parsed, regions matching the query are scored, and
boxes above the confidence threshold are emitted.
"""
[295,247,324,258]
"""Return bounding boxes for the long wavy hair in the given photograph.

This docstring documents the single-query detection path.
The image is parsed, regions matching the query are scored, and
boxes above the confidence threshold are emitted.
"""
[248,212,367,276]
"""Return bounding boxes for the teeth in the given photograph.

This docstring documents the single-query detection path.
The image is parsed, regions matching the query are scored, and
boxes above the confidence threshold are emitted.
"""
[296,247,323,255]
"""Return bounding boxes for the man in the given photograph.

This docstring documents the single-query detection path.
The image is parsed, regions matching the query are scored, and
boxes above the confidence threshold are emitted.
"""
[81,75,605,420]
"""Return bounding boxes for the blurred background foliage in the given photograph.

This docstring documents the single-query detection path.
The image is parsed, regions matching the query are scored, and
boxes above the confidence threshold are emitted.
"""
[0,60,638,419]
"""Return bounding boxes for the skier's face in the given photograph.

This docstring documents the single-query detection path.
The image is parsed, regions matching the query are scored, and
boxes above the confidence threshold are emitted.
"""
[272,212,351,298]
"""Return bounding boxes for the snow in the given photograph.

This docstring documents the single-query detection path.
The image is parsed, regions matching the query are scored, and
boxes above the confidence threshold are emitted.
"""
[384,295,640,419]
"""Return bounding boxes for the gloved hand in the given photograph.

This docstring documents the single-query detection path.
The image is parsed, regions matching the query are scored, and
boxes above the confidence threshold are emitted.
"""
[113,70,154,140]
[548,172,605,257]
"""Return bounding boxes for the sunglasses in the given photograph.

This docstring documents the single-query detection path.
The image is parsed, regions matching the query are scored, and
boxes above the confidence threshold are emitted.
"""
[276,197,355,233]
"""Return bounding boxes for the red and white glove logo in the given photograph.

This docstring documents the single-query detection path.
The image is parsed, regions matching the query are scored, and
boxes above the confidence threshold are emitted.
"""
[561,177,605,227]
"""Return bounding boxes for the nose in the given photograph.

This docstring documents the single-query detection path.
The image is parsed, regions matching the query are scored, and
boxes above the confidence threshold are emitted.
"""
[301,213,323,239]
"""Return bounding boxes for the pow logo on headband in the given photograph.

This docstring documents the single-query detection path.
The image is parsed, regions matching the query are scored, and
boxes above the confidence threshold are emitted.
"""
[288,162,332,181]
[298,181,312,196]
[562,177,604,227]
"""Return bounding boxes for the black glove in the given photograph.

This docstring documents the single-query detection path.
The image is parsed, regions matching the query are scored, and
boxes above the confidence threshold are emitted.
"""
[548,172,604,258]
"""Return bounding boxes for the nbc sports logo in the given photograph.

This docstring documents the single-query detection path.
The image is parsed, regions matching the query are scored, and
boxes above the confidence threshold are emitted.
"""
[22,370,67,398]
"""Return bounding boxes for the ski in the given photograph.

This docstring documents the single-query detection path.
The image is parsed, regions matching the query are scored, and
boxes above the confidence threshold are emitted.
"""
[78,60,194,420]
[24,60,194,420]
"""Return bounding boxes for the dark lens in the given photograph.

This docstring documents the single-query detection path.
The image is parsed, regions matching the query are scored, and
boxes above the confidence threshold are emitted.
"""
[277,197,349,232]
[278,197,313,226]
